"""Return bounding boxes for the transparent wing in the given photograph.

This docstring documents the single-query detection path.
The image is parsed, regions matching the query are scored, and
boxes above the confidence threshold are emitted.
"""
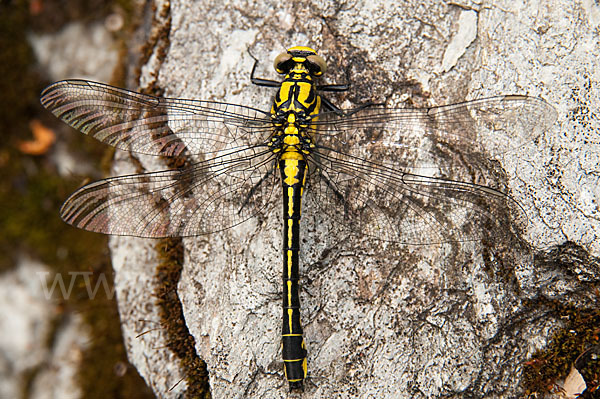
[312,95,557,164]
[305,146,522,245]
[40,80,273,157]
[303,95,555,245]
[60,146,278,237]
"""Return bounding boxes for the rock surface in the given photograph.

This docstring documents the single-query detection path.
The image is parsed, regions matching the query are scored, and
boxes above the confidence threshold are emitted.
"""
[0,258,88,399]
[111,0,600,398]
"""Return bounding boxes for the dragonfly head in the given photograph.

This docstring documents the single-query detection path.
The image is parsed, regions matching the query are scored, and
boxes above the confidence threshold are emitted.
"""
[274,46,327,77]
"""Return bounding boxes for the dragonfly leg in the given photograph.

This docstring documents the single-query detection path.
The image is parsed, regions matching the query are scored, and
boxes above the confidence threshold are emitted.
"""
[248,48,281,88]
[320,95,344,115]
[317,83,350,92]
[320,95,381,116]
[344,101,383,115]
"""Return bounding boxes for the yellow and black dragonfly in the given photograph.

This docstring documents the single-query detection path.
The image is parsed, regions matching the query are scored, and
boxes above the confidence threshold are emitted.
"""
[40,46,556,390]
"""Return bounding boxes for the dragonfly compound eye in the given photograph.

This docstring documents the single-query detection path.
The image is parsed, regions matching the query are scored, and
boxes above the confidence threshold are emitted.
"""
[306,54,327,76]
[274,52,293,74]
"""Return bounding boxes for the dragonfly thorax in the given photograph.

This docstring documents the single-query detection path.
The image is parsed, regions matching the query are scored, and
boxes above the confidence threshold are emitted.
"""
[271,72,321,118]
[269,53,323,164]
[268,120,314,159]
[269,54,322,161]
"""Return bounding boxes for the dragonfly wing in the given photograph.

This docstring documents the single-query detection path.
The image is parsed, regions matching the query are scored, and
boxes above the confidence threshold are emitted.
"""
[40,80,273,157]
[60,146,278,237]
[305,146,524,245]
[313,95,557,161]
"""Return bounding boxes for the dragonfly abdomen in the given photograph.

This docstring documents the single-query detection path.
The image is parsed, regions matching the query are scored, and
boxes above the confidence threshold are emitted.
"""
[280,158,308,389]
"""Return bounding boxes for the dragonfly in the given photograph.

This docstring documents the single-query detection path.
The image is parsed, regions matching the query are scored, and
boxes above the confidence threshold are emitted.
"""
[40,46,557,390]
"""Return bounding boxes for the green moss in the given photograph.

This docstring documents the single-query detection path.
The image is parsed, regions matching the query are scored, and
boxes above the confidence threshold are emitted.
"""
[521,243,600,396]
[140,5,211,396]
[135,1,172,89]
[574,346,600,397]
[155,238,211,399]
[522,298,600,396]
